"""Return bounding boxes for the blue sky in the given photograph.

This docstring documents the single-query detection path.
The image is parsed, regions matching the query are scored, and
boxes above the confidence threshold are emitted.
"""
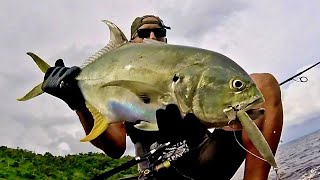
[1,0,320,159]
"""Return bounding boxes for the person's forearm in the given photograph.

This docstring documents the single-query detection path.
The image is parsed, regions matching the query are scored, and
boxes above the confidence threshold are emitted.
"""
[75,107,95,135]
[75,107,126,158]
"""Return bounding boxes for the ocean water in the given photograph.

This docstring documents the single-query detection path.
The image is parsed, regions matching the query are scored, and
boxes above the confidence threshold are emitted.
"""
[232,129,320,180]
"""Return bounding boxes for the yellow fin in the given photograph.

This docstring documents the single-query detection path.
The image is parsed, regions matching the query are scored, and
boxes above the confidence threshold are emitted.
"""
[80,102,109,142]
[17,82,44,101]
[26,52,51,73]
[17,52,51,101]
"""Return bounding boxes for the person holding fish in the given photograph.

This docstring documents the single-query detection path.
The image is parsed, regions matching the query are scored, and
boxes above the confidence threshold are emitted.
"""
[40,15,283,179]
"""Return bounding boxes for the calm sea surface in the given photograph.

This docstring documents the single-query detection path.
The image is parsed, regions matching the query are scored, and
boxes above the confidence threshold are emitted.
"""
[232,129,320,180]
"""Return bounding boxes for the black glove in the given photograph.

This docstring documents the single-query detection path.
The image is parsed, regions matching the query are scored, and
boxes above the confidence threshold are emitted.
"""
[156,104,209,149]
[42,59,85,110]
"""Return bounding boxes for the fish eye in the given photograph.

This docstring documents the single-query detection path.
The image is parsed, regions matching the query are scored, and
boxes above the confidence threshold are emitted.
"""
[231,79,245,90]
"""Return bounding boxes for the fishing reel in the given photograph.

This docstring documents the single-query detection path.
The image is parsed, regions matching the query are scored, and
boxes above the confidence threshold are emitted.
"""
[139,140,190,179]
[90,140,191,180]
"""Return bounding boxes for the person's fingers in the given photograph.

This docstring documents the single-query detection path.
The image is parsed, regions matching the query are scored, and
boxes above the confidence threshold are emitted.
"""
[156,108,177,141]
[156,109,168,131]
[182,113,197,134]
[184,113,201,129]
[64,66,81,81]
[57,67,68,77]
[165,104,183,124]
[55,59,65,67]
[44,67,55,81]
[184,113,198,122]
[184,113,206,137]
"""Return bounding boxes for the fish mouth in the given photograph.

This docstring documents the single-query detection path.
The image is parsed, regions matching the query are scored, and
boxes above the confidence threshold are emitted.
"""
[243,96,264,112]
[223,96,264,122]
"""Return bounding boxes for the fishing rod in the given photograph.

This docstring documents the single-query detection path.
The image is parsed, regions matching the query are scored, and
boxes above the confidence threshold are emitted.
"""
[90,142,171,180]
[279,61,320,86]
[90,139,193,180]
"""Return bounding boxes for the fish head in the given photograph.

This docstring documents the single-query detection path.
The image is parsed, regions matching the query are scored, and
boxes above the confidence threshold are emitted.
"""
[172,56,264,127]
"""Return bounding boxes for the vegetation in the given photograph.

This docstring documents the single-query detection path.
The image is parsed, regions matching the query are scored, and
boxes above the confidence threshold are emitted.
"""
[0,146,138,180]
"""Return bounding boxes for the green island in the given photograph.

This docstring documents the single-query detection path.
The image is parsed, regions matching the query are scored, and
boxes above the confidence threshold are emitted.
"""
[0,146,138,180]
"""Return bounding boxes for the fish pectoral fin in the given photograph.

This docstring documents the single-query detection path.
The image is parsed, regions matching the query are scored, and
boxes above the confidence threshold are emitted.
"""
[134,121,159,131]
[103,80,165,104]
[80,102,109,142]
[17,82,44,101]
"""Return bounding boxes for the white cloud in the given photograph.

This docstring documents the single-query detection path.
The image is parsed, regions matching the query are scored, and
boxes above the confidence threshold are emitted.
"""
[57,142,71,154]
[51,122,84,139]
[196,1,320,78]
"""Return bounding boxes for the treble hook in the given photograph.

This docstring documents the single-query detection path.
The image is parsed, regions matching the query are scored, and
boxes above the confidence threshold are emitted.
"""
[279,61,320,86]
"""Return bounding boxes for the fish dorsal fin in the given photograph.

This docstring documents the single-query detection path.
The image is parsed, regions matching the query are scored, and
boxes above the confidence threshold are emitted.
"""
[81,20,129,68]
[80,102,110,142]
[143,38,167,44]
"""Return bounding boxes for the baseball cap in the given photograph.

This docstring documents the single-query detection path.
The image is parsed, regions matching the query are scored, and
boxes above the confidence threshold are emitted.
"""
[130,15,171,39]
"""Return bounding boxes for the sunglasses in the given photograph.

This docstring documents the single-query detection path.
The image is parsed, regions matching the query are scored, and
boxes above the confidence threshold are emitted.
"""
[137,28,166,38]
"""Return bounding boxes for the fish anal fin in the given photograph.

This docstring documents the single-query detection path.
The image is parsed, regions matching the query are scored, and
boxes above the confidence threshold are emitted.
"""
[80,102,109,142]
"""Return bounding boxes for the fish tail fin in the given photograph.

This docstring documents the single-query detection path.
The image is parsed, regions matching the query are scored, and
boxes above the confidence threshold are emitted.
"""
[16,82,44,101]
[80,102,110,142]
[16,52,51,101]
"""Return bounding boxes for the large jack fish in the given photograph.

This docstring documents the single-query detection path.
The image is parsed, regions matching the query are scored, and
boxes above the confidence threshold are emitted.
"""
[17,20,277,170]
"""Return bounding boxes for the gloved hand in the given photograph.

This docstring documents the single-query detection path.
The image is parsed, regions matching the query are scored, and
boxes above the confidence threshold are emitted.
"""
[156,104,209,149]
[42,59,85,110]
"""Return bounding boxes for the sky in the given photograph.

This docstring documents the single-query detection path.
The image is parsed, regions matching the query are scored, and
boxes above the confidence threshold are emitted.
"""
[1,0,320,164]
